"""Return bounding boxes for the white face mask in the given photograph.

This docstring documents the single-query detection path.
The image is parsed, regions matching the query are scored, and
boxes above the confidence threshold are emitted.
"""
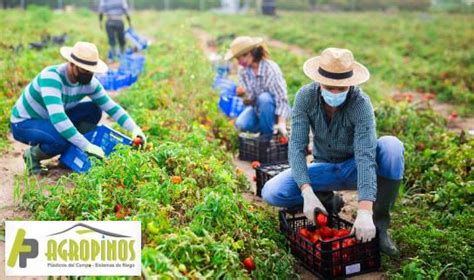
[321,88,349,107]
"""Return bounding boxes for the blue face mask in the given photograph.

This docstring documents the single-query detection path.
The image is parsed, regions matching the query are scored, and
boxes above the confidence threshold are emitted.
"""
[321,88,349,107]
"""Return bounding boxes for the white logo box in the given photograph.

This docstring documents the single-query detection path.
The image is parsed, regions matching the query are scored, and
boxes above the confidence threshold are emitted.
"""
[5,221,141,276]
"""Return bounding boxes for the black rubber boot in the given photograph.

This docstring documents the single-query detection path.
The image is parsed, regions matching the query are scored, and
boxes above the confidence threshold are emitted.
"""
[315,191,344,215]
[23,145,52,175]
[373,176,401,256]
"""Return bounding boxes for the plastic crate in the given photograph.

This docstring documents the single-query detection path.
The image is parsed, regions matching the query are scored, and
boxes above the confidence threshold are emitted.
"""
[239,134,288,164]
[217,83,244,118]
[96,70,116,91]
[59,125,132,173]
[125,28,148,51]
[279,208,380,279]
[255,163,290,197]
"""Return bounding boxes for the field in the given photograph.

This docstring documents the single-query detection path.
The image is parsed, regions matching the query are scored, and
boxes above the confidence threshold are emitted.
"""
[0,6,473,279]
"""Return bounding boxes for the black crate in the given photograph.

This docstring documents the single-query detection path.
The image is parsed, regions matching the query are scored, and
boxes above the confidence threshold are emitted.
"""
[238,134,288,164]
[255,163,290,197]
[279,208,380,279]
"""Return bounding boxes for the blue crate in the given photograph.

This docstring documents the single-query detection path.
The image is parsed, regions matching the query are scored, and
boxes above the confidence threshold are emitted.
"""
[88,125,132,156]
[213,77,236,92]
[59,125,132,173]
[125,28,148,51]
[218,85,244,118]
[96,70,116,91]
[114,71,131,90]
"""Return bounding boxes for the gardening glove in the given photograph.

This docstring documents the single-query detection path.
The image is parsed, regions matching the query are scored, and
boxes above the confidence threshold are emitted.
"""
[132,127,147,146]
[85,143,105,159]
[273,122,288,137]
[351,209,376,243]
[301,186,328,223]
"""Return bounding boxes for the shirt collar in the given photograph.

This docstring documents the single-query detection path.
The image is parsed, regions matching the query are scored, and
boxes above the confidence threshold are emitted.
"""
[245,60,264,77]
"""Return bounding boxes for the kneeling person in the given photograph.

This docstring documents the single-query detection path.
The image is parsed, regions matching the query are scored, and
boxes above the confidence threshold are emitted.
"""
[10,41,146,175]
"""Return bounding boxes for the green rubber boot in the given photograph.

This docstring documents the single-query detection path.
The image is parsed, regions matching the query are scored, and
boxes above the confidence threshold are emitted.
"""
[373,176,401,256]
[23,145,52,175]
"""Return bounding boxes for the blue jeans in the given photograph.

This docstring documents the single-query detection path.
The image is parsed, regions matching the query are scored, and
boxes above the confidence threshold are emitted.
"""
[235,92,276,137]
[261,136,405,208]
[11,102,102,156]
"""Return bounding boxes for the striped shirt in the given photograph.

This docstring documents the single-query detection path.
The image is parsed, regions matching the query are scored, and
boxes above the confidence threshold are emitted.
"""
[289,82,377,201]
[10,63,137,150]
[238,59,291,119]
[99,0,129,19]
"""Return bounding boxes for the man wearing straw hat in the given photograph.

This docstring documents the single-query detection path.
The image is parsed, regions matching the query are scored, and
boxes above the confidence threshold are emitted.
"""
[262,48,405,256]
[10,41,146,175]
[225,36,291,139]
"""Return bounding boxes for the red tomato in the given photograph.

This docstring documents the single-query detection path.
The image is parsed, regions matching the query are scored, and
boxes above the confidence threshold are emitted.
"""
[251,161,261,169]
[114,204,123,212]
[299,228,310,238]
[319,227,334,239]
[243,257,256,271]
[316,213,328,227]
[334,229,351,238]
[279,136,288,145]
[309,232,320,243]
[132,137,142,147]
[342,238,356,248]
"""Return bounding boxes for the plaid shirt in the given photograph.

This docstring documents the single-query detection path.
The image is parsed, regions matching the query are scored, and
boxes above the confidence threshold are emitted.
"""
[289,82,378,201]
[238,59,291,119]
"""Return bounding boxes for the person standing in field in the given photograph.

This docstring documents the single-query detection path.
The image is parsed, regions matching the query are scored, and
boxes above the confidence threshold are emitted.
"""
[99,0,131,62]
[10,41,146,175]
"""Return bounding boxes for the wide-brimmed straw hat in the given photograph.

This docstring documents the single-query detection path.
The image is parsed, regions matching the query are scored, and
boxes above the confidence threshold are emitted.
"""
[303,48,370,87]
[224,36,264,61]
[60,42,108,73]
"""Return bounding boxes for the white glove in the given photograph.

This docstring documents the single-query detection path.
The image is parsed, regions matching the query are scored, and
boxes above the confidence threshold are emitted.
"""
[351,209,376,242]
[85,143,105,159]
[273,122,288,137]
[132,127,147,146]
[301,186,327,223]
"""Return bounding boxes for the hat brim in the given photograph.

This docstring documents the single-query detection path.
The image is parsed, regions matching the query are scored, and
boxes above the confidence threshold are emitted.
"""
[224,37,264,61]
[60,46,108,74]
[303,56,370,87]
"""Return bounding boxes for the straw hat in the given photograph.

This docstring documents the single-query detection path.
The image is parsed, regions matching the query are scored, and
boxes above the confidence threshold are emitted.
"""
[60,42,108,73]
[224,36,264,61]
[303,48,370,87]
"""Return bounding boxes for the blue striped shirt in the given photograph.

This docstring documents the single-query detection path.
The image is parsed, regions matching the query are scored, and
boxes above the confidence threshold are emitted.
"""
[289,82,378,201]
[238,59,291,119]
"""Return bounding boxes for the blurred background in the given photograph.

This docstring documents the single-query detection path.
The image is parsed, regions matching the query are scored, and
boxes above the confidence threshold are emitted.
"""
[1,0,473,13]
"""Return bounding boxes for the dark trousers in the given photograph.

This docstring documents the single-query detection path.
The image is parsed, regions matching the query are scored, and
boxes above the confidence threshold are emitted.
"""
[106,19,125,56]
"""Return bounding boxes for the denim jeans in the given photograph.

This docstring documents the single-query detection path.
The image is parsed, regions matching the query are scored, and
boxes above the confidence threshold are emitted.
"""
[235,92,276,137]
[11,102,102,156]
[261,136,405,208]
